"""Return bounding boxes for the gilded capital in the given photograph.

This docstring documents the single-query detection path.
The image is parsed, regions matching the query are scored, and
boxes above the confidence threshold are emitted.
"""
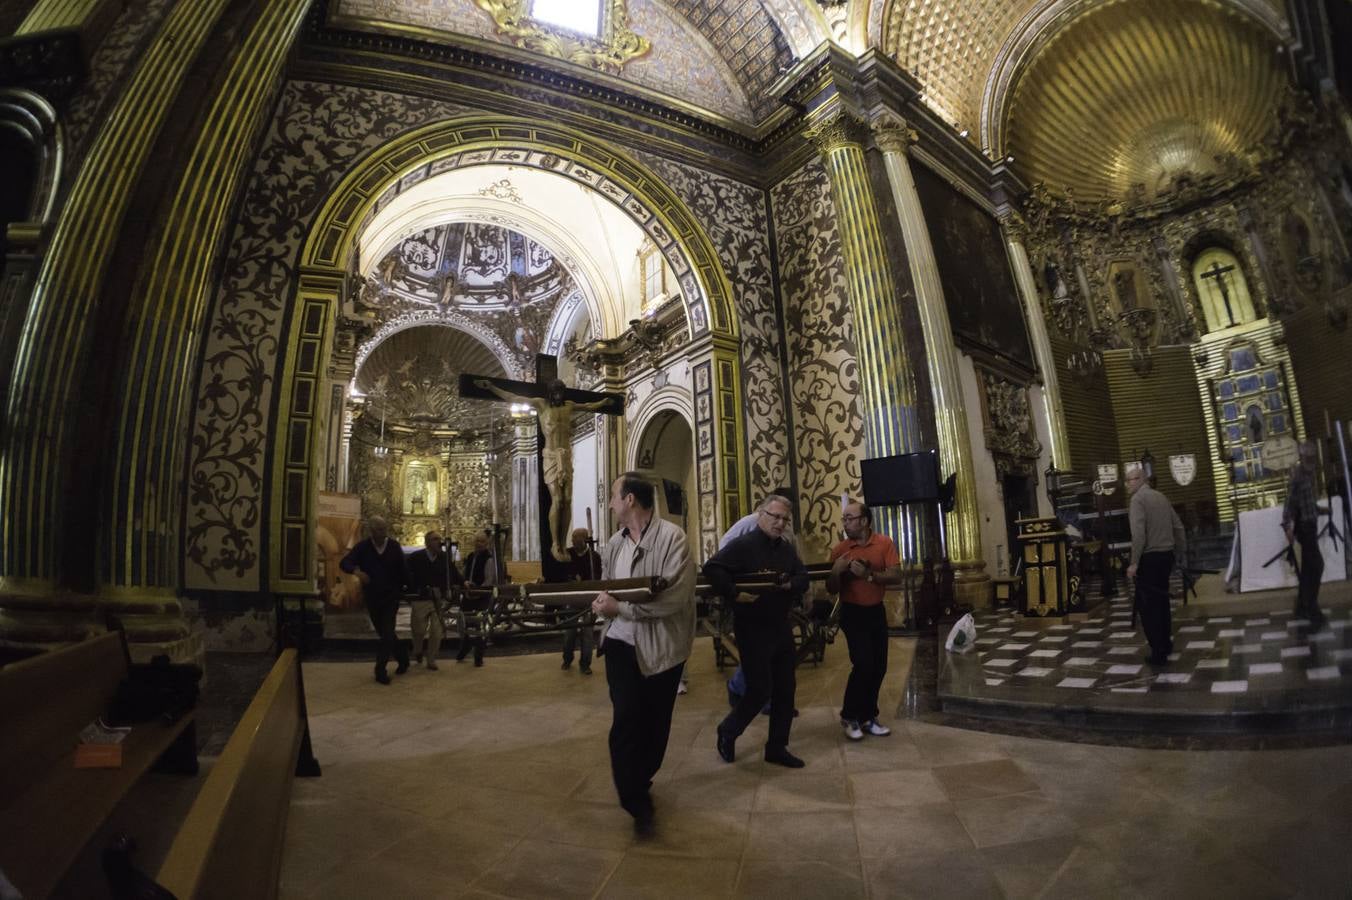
[804,105,870,156]
[870,112,918,155]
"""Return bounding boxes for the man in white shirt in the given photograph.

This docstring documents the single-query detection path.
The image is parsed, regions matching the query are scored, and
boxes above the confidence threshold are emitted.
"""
[591,472,695,836]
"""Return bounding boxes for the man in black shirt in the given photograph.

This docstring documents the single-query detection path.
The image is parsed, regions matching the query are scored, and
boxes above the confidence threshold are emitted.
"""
[407,531,462,670]
[340,516,409,684]
[457,533,496,665]
[703,495,810,768]
[562,527,602,674]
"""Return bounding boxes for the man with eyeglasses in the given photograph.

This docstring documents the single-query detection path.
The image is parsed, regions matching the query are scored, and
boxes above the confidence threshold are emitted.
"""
[827,502,901,741]
[704,494,810,768]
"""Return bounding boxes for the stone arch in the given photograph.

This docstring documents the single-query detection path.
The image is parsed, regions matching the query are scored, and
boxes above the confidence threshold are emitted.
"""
[352,309,526,383]
[303,116,738,340]
[271,116,744,589]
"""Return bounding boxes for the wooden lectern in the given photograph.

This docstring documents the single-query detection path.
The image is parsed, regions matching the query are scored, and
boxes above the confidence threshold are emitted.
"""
[1016,516,1069,617]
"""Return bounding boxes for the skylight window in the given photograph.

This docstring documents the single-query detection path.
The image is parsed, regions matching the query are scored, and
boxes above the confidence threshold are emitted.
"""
[532,0,602,37]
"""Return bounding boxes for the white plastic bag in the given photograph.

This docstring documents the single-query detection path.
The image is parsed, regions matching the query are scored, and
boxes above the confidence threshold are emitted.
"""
[944,612,977,653]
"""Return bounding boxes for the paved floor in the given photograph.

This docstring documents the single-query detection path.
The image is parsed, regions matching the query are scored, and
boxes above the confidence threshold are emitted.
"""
[280,636,1352,899]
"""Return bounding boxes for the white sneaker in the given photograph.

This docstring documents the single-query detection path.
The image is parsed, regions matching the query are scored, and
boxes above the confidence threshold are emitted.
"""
[842,719,864,741]
[677,680,689,695]
[861,719,891,737]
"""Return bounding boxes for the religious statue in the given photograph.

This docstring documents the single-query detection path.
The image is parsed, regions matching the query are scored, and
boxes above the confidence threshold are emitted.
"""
[472,377,613,562]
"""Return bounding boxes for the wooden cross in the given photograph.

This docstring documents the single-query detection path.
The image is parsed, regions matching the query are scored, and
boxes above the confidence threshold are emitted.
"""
[457,354,624,582]
[1200,260,1238,327]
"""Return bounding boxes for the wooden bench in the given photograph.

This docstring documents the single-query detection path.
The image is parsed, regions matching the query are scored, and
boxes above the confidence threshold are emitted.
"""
[106,648,315,900]
[0,631,198,899]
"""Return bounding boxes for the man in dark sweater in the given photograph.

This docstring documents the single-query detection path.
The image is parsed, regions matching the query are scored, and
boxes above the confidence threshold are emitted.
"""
[562,527,603,674]
[457,533,496,665]
[340,515,410,684]
[407,531,463,670]
[703,495,810,768]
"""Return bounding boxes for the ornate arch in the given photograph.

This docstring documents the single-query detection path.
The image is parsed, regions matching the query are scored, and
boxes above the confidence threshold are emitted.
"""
[271,116,744,590]
[352,309,525,382]
[302,116,738,340]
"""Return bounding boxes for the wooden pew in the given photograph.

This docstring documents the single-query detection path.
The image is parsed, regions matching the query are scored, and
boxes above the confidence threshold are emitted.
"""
[0,631,198,899]
[150,648,310,900]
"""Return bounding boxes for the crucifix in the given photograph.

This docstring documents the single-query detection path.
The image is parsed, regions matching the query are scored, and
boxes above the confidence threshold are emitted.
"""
[459,355,623,579]
[1200,260,1238,327]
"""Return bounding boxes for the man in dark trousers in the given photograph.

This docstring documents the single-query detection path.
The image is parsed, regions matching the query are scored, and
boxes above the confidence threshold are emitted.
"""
[1283,441,1328,631]
[1125,467,1186,665]
[827,501,901,741]
[562,527,602,674]
[591,472,695,836]
[457,532,496,666]
[407,531,462,670]
[704,494,810,768]
[341,515,409,684]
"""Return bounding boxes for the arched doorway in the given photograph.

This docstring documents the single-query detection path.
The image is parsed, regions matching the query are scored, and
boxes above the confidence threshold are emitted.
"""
[263,116,747,591]
[632,409,698,554]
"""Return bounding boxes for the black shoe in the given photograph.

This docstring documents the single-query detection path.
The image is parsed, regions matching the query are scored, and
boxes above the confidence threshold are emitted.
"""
[375,670,391,685]
[561,659,572,670]
[716,729,735,763]
[474,652,484,667]
[764,748,805,769]
[1146,653,1169,667]
[395,660,410,675]
[580,666,592,675]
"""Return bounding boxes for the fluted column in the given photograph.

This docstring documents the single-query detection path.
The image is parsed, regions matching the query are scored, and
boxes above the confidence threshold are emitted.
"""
[1005,230,1071,469]
[0,0,309,659]
[870,114,985,586]
[804,104,923,546]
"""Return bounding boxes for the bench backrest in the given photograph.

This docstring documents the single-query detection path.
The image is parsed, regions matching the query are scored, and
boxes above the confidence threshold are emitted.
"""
[0,631,128,805]
[156,649,304,900]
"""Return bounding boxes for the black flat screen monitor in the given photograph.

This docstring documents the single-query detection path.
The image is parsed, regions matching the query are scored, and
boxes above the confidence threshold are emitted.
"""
[860,451,940,506]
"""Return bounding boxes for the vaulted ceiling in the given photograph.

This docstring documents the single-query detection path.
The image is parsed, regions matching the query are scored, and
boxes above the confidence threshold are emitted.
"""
[1002,0,1291,201]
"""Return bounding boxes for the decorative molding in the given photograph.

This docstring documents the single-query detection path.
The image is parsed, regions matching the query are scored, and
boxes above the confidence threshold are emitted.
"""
[471,0,650,74]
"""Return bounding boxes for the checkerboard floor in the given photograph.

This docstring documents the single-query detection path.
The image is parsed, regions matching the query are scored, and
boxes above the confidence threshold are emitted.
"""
[952,599,1352,702]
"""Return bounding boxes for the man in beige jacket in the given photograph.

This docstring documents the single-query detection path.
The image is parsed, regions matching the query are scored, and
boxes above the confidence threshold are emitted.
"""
[591,471,696,836]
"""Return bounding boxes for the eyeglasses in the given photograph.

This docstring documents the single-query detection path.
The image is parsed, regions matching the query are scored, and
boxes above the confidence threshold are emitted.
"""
[842,514,866,522]
[760,512,791,523]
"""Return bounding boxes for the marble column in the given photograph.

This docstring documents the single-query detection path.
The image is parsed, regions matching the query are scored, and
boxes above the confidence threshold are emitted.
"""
[870,113,988,599]
[1005,231,1072,470]
[511,421,539,560]
[804,104,923,546]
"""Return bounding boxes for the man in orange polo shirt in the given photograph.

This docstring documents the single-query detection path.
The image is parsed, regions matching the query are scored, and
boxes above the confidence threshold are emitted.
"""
[827,501,902,741]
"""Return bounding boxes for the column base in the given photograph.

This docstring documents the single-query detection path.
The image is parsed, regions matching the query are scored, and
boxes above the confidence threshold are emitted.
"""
[0,581,201,666]
[951,561,992,610]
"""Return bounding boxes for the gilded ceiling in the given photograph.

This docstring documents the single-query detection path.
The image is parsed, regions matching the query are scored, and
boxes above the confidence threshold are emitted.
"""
[356,325,505,429]
[1003,0,1291,202]
[877,0,1289,140]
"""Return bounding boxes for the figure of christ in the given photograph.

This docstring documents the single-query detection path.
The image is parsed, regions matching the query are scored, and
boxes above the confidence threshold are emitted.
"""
[473,377,614,562]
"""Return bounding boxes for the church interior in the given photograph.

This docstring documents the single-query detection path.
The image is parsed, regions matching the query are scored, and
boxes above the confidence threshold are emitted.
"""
[2,0,1352,896]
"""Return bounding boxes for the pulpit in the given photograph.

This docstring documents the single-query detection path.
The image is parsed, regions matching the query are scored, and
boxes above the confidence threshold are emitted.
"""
[1017,516,1069,617]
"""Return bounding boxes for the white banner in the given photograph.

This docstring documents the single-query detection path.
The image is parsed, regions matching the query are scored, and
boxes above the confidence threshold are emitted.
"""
[1097,463,1119,484]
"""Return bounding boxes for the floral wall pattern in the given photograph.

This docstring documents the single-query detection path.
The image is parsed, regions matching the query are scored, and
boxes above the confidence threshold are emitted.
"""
[185,81,469,591]
[633,150,791,504]
[770,159,864,561]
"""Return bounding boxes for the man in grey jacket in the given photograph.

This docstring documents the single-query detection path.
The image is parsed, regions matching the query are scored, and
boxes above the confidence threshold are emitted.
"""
[1125,467,1186,665]
[592,472,696,836]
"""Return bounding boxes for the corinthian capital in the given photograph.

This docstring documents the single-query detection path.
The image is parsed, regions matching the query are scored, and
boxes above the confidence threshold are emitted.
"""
[870,112,918,155]
[804,104,869,155]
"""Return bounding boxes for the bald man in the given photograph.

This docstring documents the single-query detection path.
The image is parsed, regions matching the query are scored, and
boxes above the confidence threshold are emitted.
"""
[341,515,410,684]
